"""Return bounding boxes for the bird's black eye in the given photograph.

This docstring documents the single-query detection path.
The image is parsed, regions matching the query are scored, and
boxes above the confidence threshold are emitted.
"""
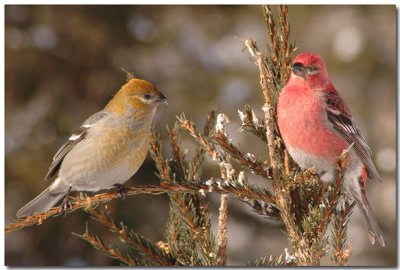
[292,62,304,69]
[307,66,320,75]
[144,94,152,100]
[292,62,306,77]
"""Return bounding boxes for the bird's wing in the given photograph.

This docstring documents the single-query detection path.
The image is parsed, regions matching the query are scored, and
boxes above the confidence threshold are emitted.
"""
[324,88,381,182]
[45,110,109,180]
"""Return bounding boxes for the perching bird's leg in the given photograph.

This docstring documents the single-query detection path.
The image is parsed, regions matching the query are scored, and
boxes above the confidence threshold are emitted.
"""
[114,184,128,200]
[318,170,327,178]
[61,187,73,216]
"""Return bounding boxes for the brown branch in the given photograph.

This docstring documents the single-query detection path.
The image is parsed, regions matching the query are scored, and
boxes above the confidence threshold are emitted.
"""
[167,125,187,182]
[316,155,349,237]
[188,111,216,180]
[238,105,268,144]
[150,129,170,182]
[215,149,231,266]
[6,180,274,233]
[213,133,272,179]
[275,191,314,266]
[86,207,176,266]
[331,200,355,266]
[216,194,228,265]
[263,5,280,68]
[171,192,202,235]
[178,116,222,162]
[244,37,280,186]
[179,116,273,180]
[73,224,137,266]
[6,192,122,233]
[284,150,290,176]
[278,5,292,85]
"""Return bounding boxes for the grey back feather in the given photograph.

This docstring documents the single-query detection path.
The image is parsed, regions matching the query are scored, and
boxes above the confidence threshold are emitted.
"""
[45,110,109,180]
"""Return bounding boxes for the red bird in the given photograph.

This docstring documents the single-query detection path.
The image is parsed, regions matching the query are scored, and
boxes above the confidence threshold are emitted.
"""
[277,52,384,246]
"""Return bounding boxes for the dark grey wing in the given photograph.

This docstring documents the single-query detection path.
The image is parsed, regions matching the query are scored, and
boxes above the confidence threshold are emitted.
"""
[45,110,109,180]
[325,90,381,182]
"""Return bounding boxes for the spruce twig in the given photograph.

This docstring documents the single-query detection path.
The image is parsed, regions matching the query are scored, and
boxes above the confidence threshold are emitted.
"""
[179,115,273,180]
[83,207,177,266]
[150,129,170,182]
[216,193,228,265]
[331,200,355,266]
[177,114,221,163]
[248,248,295,266]
[188,111,216,180]
[73,223,138,266]
[244,5,349,266]
[215,114,231,266]
[152,117,217,266]
[167,124,187,182]
[6,6,359,266]
[244,37,281,186]
[316,151,351,237]
[237,105,268,143]
[5,180,275,233]
[212,132,272,179]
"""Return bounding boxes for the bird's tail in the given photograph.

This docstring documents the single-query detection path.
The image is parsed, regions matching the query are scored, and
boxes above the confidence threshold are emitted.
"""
[16,187,66,218]
[349,187,385,247]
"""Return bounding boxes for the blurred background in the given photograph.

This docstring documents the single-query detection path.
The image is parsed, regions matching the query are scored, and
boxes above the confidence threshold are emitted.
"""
[5,5,396,266]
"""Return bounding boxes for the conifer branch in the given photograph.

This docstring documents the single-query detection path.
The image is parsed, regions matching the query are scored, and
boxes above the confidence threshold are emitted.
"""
[216,192,228,265]
[188,111,216,180]
[263,6,280,73]
[245,37,281,186]
[278,5,293,85]
[212,132,273,179]
[330,200,355,266]
[275,190,315,266]
[316,154,350,237]
[150,129,170,182]
[215,114,231,266]
[243,5,351,266]
[237,105,268,143]
[6,6,361,266]
[152,117,217,266]
[84,206,176,266]
[177,115,222,162]
[248,248,295,266]
[5,180,275,233]
[73,223,138,266]
[167,124,187,182]
[241,196,281,220]
[179,115,273,180]
[283,150,290,175]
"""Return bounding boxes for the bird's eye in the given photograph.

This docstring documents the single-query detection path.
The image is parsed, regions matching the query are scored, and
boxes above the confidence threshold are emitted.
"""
[307,66,320,75]
[143,94,152,100]
[292,62,306,77]
[292,62,304,69]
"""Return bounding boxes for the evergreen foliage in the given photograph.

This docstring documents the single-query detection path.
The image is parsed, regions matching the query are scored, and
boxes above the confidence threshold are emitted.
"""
[6,5,356,266]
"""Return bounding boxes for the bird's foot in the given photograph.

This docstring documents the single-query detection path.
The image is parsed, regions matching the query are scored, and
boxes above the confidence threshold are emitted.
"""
[318,170,326,178]
[114,184,128,200]
[61,187,73,217]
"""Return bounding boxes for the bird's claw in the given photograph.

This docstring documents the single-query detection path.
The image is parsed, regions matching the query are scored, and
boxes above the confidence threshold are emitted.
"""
[318,170,327,178]
[114,184,128,200]
[61,196,72,217]
[59,186,73,217]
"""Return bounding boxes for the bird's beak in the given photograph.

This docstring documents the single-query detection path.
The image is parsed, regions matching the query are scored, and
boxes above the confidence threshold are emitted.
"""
[157,94,168,105]
[292,62,307,79]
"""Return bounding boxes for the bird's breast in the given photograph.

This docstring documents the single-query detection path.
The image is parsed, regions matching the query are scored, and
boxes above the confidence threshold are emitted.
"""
[277,87,348,162]
[56,117,152,191]
[96,121,151,171]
